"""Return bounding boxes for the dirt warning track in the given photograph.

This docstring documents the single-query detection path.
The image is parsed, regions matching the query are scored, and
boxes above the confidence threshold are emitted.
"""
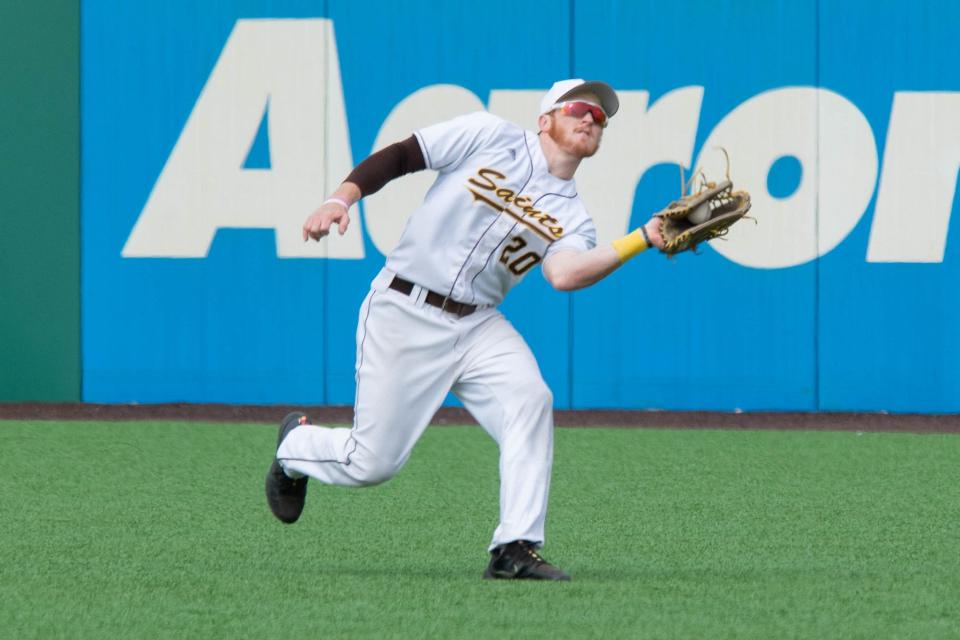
[1,403,958,434]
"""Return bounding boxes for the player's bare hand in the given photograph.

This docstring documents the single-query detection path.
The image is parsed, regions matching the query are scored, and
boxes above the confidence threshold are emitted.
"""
[303,203,351,242]
[643,217,665,250]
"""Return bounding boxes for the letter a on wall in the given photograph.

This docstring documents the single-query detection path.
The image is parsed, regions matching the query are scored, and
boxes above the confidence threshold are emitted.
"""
[123,19,361,259]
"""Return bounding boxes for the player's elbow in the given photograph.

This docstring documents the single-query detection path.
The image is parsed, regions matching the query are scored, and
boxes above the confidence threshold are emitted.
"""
[551,275,578,292]
[545,268,583,292]
[543,255,582,291]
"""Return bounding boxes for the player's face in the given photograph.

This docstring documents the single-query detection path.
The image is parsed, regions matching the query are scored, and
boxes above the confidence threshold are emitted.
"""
[545,92,605,158]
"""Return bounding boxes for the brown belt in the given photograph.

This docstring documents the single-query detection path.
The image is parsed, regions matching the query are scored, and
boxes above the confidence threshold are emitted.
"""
[388,276,478,318]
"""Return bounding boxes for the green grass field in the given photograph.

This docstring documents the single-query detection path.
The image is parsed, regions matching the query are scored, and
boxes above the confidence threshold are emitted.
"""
[1,420,958,639]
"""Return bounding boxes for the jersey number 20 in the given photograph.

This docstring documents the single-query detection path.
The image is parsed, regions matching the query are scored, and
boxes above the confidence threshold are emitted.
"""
[499,236,542,276]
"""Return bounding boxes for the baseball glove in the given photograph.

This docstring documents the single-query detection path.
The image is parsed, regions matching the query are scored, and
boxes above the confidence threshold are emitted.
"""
[655,157,752,256]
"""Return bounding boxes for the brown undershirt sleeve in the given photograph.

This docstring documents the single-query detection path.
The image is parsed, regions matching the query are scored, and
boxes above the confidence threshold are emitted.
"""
[344,135,427,197]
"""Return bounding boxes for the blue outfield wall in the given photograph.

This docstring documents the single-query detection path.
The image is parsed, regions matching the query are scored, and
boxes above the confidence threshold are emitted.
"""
[81,0,960,411]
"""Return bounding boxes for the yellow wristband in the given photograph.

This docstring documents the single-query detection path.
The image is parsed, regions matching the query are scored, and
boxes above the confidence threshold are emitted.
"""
[611,227,650,263]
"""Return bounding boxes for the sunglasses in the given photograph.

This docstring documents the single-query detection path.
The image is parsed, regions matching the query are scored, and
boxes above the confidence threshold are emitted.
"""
[552,101,608,127]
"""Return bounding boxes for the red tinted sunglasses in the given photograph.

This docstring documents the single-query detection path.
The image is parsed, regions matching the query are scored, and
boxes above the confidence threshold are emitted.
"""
[553,101,608,127]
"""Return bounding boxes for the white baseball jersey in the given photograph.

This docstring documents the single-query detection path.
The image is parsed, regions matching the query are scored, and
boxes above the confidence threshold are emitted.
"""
[385,111,598,306]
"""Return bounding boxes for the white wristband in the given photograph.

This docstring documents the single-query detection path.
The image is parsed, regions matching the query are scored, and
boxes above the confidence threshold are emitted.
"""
[323,197,351,210]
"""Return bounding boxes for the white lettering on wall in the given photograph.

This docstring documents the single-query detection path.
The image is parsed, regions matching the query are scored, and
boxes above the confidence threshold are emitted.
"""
[123,19,360,259]
[697,87,878,269]
[122,19,956,267]
[868,92,960,263]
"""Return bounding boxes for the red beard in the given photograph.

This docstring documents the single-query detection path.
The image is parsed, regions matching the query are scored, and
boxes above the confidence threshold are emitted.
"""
[548,122,600,158]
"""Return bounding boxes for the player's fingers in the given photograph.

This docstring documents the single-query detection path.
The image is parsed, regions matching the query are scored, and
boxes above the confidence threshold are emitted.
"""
[303,212,321,241]
[306,220,327,242]
[338,212,350,235]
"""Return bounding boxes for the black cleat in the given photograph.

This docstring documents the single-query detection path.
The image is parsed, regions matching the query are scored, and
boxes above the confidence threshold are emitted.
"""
[265,412,309,524]
[483,540,571,581]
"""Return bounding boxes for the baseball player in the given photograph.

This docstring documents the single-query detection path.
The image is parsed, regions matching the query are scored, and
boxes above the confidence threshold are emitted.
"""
[266,79,664,581]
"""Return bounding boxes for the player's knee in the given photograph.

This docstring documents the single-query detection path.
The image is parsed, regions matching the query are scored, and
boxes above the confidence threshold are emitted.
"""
[349,455,401,486]
[526,381,553,412]
[512,380,554,427]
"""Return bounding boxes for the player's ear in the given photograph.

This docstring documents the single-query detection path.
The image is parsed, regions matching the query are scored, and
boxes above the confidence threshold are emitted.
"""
[538,113,552,134]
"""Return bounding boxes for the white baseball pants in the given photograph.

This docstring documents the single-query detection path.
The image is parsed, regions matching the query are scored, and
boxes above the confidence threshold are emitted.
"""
[277,268,555,549]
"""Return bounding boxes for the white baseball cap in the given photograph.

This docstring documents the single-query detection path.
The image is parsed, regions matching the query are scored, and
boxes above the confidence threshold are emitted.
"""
[538,79,620,119]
